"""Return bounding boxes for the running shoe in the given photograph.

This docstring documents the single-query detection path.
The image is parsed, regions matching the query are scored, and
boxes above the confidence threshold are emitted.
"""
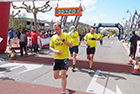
[61,92,66,94]
[72,68,75,72]
[88,70,91,74]
[66,74,68,78]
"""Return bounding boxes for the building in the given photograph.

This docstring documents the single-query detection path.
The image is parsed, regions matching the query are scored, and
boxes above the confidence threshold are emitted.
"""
[15,17,92,32]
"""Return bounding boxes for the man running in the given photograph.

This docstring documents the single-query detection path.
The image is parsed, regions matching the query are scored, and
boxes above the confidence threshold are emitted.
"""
[69,26,80,72]
[99,32,104,46]
[84,27,100,73]
[50,23,72,94]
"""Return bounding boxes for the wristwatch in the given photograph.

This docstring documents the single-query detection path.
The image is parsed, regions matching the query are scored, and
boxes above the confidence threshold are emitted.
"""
[62,39,65,42]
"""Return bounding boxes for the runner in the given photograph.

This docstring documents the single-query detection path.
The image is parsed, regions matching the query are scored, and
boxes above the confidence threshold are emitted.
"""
[107,33,110,39]
[84,27,100,74]
[99,32,104,46]
[68,26,80,72]
[49,23,72,94]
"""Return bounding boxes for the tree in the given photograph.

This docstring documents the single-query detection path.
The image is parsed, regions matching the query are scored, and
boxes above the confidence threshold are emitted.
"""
[15,14,26,30]
[10,10,21,30]
[12,1,52,35]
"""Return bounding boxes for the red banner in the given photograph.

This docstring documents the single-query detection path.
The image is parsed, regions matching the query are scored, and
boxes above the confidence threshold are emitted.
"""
[0,2,10,52]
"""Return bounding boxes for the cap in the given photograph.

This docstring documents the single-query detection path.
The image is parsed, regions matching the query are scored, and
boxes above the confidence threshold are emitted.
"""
[70,26,75,31]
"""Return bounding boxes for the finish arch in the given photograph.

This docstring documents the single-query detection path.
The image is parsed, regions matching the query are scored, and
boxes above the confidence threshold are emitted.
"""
[95,23,123,40]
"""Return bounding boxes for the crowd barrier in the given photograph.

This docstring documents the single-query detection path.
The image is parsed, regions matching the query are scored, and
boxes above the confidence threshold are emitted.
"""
[10,37,51,50]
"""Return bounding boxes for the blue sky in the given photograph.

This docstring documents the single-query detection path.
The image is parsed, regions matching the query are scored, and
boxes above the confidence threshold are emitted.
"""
[10,0,140,26]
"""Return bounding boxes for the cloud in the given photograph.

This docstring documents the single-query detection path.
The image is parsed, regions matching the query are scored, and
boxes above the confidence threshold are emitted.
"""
[100,14,107,18]
[81,0,97,7]
[86,6,95,12]
[80,15,98,25]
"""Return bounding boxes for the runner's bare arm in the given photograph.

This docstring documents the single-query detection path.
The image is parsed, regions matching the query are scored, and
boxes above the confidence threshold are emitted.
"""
[57,37,72,48]
[84,39,88,45]
[49,46,61,55]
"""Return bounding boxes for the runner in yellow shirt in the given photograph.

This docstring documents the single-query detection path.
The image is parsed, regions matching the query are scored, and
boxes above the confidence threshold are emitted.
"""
[50,23,72,94]
[108,33,110,39]
[99,32,104,46]
[84,27,100,73]
[68,25,80,72]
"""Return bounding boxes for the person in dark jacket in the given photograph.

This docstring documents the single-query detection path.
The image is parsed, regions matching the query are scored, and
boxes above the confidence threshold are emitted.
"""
[16,29,22,39]
[19,30,28,57]
[129,31,138,59]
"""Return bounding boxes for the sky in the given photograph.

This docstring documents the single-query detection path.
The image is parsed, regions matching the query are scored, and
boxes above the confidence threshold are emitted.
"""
[10,0,140,26]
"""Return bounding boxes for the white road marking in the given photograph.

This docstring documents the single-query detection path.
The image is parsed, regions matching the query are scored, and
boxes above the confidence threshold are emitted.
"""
[86,70,102,93]
[0,63,43,74]
[86,70,123,94]
[18,63,43,74]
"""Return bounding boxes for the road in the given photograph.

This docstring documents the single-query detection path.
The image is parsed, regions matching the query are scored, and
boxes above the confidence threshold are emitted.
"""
[0,36,140,94]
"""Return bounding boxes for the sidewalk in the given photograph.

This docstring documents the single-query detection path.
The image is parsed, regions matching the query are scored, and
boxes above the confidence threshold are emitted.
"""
[0,80,92,94]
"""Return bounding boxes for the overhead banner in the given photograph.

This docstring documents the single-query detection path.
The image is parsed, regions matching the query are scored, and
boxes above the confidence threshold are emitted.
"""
[0,0,57,2]
[55,6,82,17]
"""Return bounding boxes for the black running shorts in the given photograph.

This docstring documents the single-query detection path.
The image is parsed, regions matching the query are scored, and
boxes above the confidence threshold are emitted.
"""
[53,59,69,71]
[69,46,79,54]
[87,47,96,55]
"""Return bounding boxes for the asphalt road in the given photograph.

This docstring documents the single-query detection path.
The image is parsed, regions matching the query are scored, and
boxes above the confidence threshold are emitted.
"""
[0,36,140,94]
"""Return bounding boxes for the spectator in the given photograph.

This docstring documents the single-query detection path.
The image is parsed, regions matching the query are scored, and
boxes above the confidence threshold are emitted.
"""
[129,31,138,59]
[30,30,38,53]
[26,30,31,37]
[19,30,28,57]
[8,28,14,44]
[46,31,50,37]
[16,29,22,39]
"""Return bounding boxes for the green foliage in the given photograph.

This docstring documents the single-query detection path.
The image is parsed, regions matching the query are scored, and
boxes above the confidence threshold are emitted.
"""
[9,13,26,30]
[109,30,117,34]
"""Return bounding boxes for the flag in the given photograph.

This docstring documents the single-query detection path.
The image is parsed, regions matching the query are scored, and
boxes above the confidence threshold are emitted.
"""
[137,14,140,30]
[130,11,137,31]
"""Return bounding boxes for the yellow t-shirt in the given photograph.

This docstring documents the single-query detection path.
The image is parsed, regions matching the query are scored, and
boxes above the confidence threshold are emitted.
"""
[84,33,99,48]
[69,31,79,46]
[108,34,110,36]
[100,34,104,39]
[50,33,72,59]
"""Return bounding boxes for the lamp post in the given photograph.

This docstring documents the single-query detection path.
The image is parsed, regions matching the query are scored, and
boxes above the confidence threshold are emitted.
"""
[126,9,132,20]
[126,9,133,33]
